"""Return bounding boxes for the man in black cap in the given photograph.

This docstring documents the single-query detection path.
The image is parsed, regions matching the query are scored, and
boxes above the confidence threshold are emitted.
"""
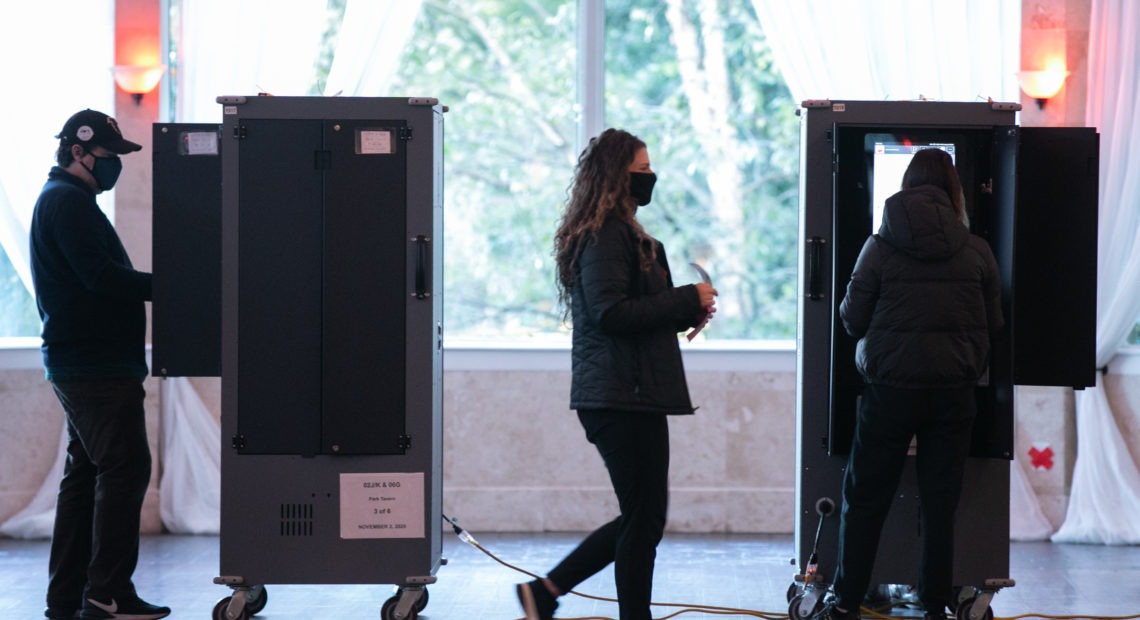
[30,109,169,620]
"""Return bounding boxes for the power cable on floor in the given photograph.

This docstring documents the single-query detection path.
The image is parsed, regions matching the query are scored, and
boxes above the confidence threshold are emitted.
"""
[442,514,785,619]
[441,515,1140,620]
[996,615,1140,620]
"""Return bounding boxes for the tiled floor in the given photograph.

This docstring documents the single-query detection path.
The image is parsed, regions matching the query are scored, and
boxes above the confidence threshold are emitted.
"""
[1,532,1138,619]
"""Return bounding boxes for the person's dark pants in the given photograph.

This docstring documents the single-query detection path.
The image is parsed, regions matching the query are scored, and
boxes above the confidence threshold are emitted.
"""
[46,378,151,611]
[547,410,670,620]
[833,384,976,614]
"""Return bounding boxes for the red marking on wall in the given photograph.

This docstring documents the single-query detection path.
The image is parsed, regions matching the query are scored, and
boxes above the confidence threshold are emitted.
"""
[1028,444,1054,471]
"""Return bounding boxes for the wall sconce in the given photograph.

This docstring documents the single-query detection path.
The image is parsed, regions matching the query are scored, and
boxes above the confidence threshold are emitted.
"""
[111,64,167,105]
[1020,25,1069,110]
[1018,63,1070,109]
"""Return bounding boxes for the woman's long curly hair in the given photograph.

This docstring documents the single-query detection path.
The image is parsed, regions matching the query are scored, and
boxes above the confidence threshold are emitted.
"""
[554,128,656,315]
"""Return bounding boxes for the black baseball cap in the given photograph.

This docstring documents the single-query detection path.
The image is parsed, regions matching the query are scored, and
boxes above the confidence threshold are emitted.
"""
[56,109,142,154]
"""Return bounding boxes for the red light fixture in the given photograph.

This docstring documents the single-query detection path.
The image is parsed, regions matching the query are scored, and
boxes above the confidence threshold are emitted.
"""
[1020,27,1069,110]
[111,64,167,105]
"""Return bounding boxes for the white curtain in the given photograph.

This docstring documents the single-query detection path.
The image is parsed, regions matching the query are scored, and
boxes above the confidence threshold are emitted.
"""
[322,0,423,96]
[0,2,116,308]
[160,378,222,534]
[0,425,68,538]
[1051,0,1140,545]
[750,0,1021,103]
[0,1,115,540]
[175,0,328,122]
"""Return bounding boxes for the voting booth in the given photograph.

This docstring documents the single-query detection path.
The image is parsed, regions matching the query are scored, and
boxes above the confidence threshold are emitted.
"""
[792,100,1098,620]
[153,96,445,620]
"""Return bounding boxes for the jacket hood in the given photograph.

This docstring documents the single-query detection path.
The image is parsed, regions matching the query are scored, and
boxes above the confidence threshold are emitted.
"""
[878,185,969,261]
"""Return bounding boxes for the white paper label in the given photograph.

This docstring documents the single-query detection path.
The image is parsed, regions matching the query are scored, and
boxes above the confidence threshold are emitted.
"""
[185,132,218,155]
[339,472,425,539]
[359,130,393,154]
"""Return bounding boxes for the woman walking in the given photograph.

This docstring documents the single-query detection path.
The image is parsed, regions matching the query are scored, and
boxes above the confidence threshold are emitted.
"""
[516,128,717,620]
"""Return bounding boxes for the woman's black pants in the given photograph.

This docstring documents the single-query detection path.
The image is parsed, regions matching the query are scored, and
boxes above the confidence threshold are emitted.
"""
[547,409,670,620]
[833,383,976,614]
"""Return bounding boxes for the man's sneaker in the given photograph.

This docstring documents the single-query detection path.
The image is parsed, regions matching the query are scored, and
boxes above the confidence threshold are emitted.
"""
[44,607,79,619]
[817,600,860,620]
[515,579,558,620]
[80,595,171,620]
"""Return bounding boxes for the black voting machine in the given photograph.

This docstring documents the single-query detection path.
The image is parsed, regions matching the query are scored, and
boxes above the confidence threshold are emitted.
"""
[792,100,1097,620]
[152,97,445,620]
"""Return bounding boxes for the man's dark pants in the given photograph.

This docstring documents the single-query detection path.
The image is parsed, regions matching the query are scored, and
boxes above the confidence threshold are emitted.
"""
[47,378,151,611]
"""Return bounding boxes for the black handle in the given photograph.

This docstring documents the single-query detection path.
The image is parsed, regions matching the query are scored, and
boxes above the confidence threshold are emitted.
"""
[806,236,826,300]
[414,235,430,300]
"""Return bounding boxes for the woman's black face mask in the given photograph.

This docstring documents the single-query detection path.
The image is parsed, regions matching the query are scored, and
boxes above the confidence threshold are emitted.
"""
[630,171,657,206]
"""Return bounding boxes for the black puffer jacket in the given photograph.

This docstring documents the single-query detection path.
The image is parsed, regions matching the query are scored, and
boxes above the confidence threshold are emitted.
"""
[839,185,1004,388]
[570,217,704,414]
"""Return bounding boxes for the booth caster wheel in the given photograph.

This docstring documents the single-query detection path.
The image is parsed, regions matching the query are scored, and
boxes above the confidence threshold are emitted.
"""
[245,585,267,615]
[786,582,802,603]
[395,586,428,612]
[381,596,420,620]
[212,585,266,620]
[788,593,824,620]
[212,597,251,620]
[955,597,994,620]
[949,586,975,613]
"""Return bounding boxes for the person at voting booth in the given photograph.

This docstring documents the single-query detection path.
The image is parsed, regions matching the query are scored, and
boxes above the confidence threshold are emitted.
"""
[826,148,1003,620]
[30,109,169,620]
[514,129,717,620]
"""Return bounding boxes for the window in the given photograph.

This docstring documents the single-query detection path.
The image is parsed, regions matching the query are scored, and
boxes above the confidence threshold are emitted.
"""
[604,0,799,339]
[168,0,800,343]
[388,0,799,341]
[385,0,579,342]
[0,251,38,337]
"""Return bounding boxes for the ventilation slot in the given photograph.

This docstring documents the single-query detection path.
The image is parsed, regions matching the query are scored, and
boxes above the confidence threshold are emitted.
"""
[280,503,314,537]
